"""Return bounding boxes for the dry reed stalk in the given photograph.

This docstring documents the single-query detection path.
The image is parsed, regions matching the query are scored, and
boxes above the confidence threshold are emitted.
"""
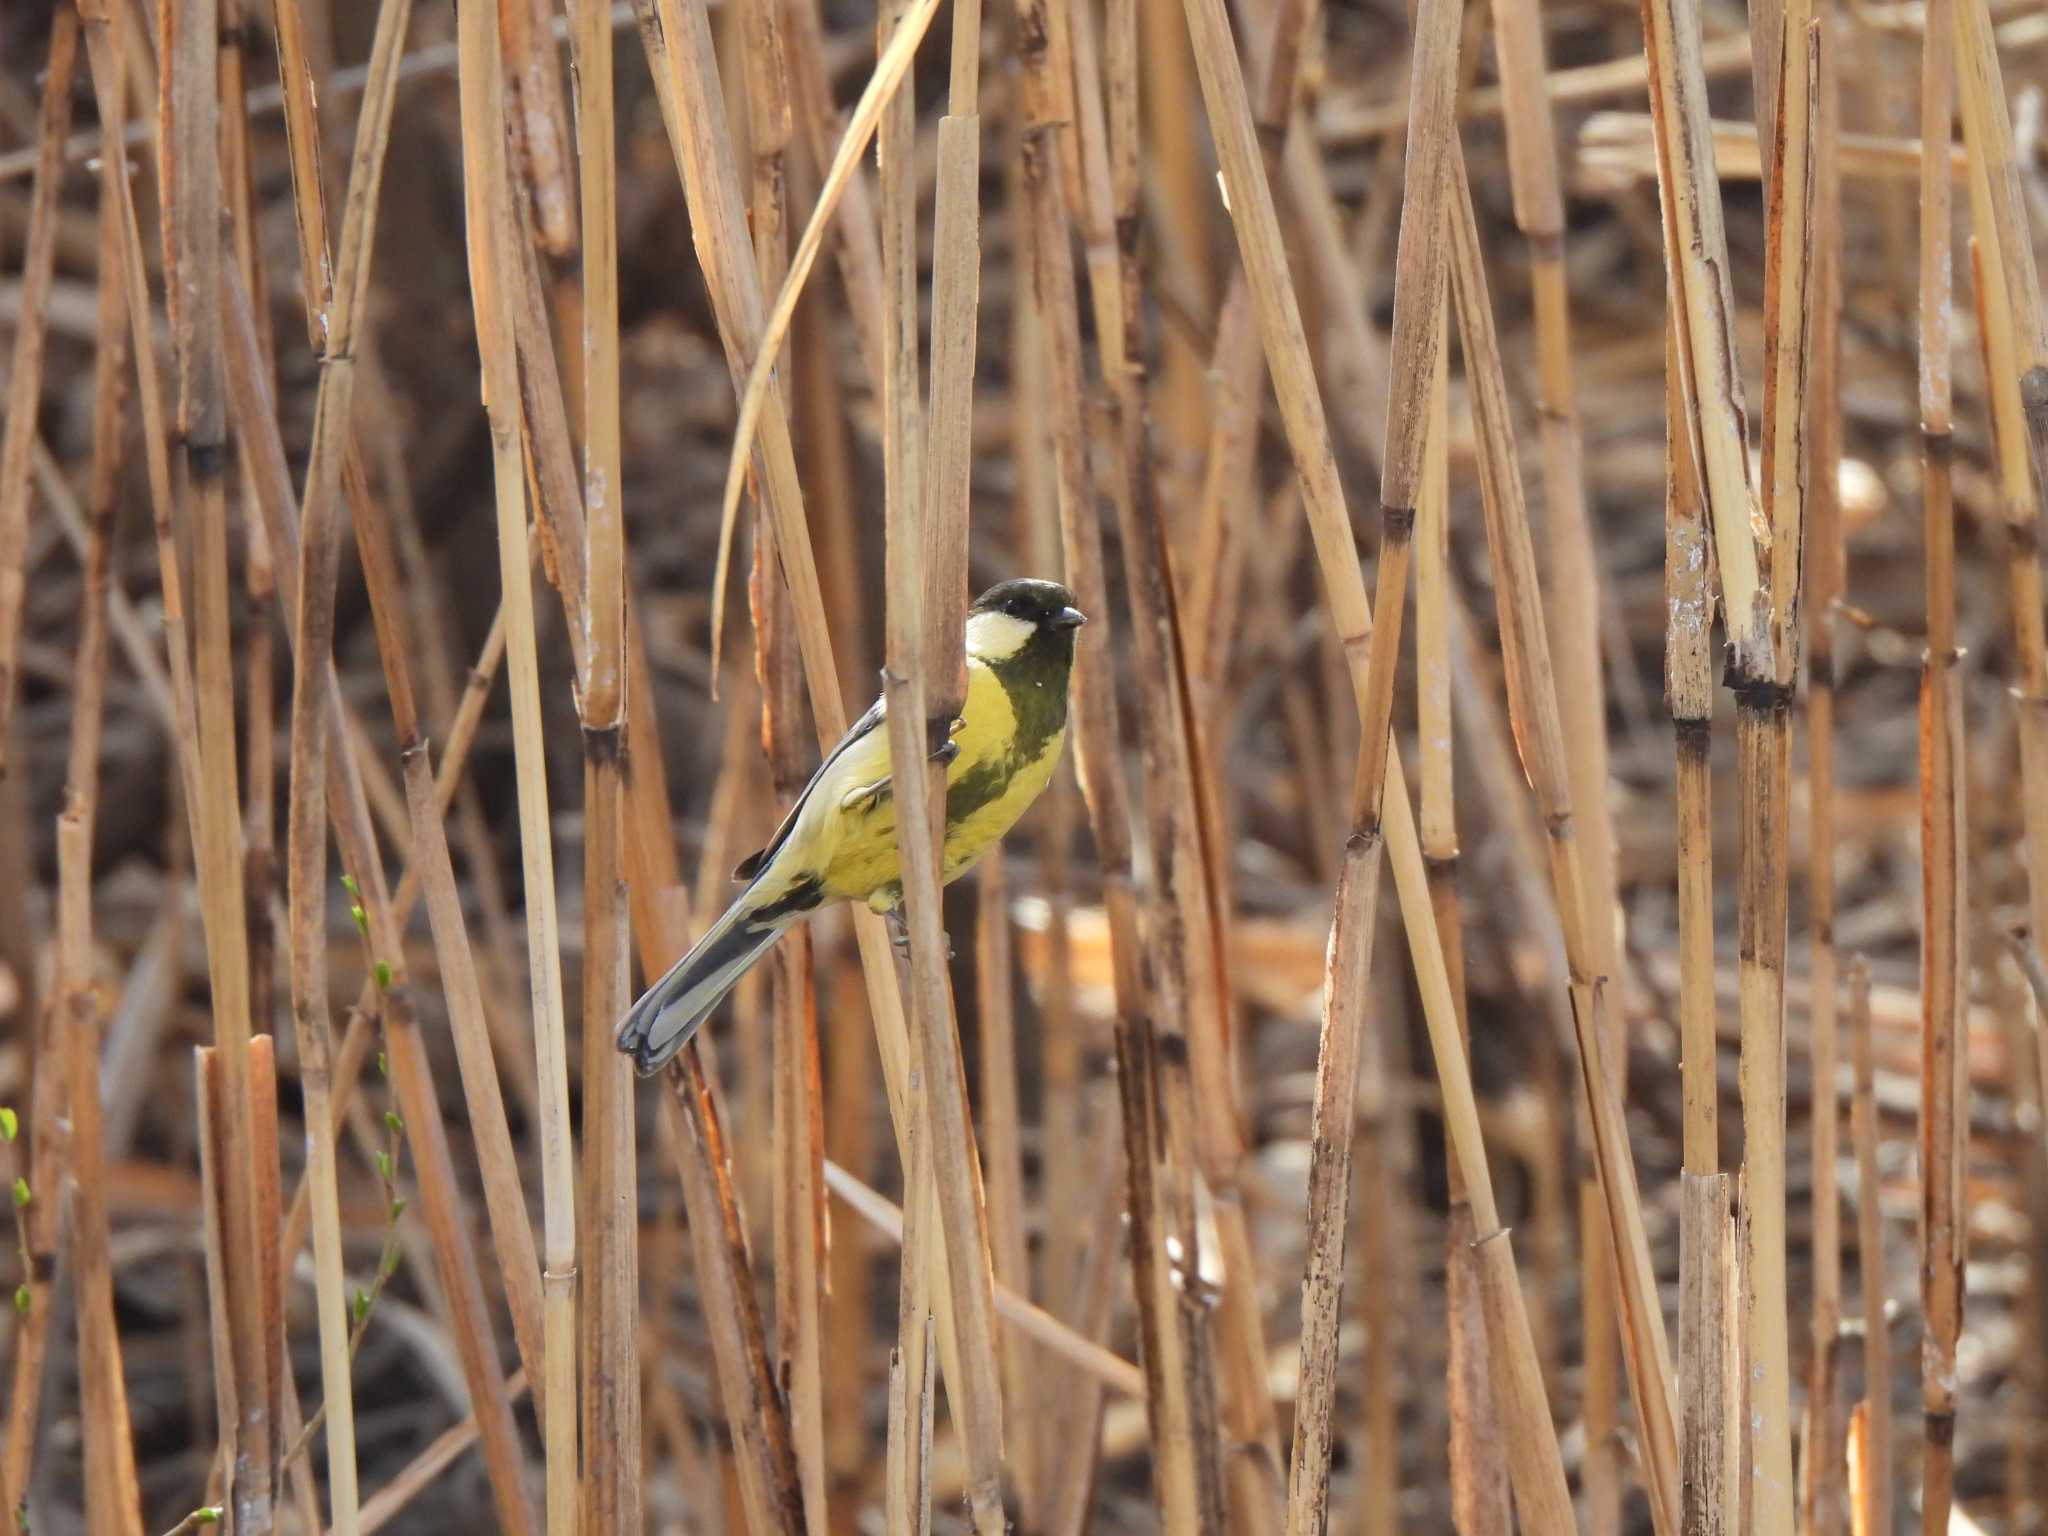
[584,14,836,1526]
[230,0,546,1422]
[755,546,828,1535]
[1284,765,1392,1536]
[452,0,580,1519]
[1487,0,1633,1514]
[74,0,203,823]
[657,1076,809,1535]
[880,62,1012,1526]
[1736,13,1817,1516]
[1952,0,2048,998]
[1574,113,1976,185]
[778,0,888,412]
[1317,31,1754,142]
[1805,7,1846,1531]
[1281,0,1463,1518]
[1847,960,1891,1536]
[823,947,878,1511]
[1413,317,1509,1536]
[269,5,417,1529]
[1663,284,1735,1536]
[1351,967,1404,1536]
[1634,0,1789,1516]
[1003,172,1103,1532]
[1664,306,1718,1179]
[203,69,538,1536]
[1182,0,1326,688]
[161,0,277,1515]
[975,849,1038,1520]
[1010,0,1221,1522]
[1445,146,1681,1536]
[1678,1172,1738,1536]
[871,5,934,1518]
[1071,0,1279,1515]
[192,1048,243,1526]
[739,5,827,1526]
[1172,0,1575,1521]
[219,292,529,1324]
[699,0,946,666]
[826,1161,1151,1400]
[628,19,972,1399]
[573,0,640,1524]
[220,0,285,1157]
[0,8,79,769]
[57,141,145,1536]
[269,0,334,344]
[1915,0,1965,1526]
[0,22,81,1530]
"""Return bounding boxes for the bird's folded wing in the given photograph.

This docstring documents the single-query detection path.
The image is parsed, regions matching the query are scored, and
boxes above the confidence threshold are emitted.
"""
[733,695,890,881]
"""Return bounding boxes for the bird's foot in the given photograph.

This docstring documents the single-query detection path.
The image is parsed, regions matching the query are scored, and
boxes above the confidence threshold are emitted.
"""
[884,910,954,962]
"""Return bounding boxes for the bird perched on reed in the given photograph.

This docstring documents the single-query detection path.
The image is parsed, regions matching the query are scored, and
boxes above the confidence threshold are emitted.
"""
[616,577,1086,1074]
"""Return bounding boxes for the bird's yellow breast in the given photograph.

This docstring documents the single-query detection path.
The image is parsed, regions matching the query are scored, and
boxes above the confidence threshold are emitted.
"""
[813,660,1064,911]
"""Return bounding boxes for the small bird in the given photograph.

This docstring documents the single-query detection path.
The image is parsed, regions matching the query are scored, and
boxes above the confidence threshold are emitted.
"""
[617,577,1086,1074]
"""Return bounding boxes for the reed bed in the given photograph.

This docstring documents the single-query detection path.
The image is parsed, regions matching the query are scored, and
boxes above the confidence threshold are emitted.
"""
[1,0,2047,1531]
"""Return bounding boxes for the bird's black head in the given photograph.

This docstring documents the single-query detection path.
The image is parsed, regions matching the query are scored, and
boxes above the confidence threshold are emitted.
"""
[969,578,1086,630]
[965,579,1086,676]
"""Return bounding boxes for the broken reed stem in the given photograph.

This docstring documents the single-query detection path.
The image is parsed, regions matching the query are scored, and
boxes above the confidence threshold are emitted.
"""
[453,0,579,1523]
[575,0,640,1523]
[1806,5,1846,1529]
[162,0,281,1515]
[1173,0,1575,1521]
[1445,145,1681,1536]
[1916,1,1964,1522]
[1663,265,1735,1529]
[1665,305,1718,1178]
[1636,0,1788,1517]
[1848,959,1891,1536]
[0,8,79,771]
[1740,8,1817,1525]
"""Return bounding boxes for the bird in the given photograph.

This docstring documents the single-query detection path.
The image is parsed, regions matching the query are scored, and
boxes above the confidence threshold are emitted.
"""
[616,577,1087,1075]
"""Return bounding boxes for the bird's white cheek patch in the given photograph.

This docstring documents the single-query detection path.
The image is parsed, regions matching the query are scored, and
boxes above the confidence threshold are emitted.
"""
[966,610,1036,659]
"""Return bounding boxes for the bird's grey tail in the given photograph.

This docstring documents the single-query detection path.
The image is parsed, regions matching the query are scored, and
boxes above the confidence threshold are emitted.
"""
[616,900,788,1075]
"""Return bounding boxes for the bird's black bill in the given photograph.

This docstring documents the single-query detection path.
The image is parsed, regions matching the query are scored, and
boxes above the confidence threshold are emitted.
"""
[1053,606,1087,629]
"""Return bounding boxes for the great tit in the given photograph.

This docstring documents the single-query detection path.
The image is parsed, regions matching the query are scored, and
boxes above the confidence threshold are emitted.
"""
[616,577,1086,1074]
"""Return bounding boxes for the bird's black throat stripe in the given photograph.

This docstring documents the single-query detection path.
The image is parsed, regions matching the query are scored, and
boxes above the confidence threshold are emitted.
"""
[948,626,1073,822]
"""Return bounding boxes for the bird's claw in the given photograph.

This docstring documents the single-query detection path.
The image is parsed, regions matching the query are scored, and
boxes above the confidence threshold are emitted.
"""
[930,740,960,768]
[885,911,954,962]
